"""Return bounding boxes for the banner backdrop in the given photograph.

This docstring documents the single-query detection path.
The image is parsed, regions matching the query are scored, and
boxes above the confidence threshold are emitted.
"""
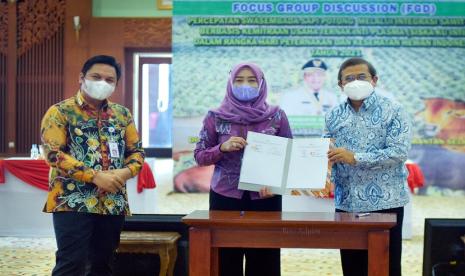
[172,0,465,195]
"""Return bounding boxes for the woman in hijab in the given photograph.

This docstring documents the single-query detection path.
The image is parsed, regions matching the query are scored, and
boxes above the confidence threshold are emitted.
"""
[194,62,292,276]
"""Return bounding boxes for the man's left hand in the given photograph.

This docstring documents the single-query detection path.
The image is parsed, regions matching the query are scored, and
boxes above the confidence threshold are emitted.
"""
[108,168,133,182]
[96,168,133,195]
[328,148,356,165]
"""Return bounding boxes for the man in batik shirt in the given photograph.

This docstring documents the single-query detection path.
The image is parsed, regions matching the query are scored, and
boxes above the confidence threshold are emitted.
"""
[325,57,411,276]
[41,55,144,276]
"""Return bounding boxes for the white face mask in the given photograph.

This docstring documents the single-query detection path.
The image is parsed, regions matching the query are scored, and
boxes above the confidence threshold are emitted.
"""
[342,80,374,101]
[82,79,115,100]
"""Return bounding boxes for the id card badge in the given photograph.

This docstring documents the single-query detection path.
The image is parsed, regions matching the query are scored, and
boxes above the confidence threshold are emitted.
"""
[109,142,120,158]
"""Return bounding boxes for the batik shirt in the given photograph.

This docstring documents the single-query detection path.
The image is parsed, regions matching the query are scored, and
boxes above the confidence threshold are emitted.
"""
[324,92,411,212]
[40,91,145,215]
[194,110,292,200]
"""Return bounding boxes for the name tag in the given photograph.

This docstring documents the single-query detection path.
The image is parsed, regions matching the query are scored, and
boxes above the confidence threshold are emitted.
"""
[109,142,120,158]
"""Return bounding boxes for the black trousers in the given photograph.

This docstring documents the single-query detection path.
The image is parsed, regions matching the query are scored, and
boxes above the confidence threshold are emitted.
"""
[336,207,404,276]
[210,190,282,276]
[52,212,125,276]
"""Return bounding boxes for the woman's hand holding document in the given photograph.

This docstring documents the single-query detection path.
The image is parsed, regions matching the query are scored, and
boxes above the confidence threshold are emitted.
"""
[239,131,330,195]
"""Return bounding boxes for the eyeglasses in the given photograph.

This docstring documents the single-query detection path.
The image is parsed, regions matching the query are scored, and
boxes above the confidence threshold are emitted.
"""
[343,73,372,83]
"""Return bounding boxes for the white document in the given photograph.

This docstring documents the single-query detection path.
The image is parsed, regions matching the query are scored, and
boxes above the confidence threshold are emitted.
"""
[239,132,330,195]
[286,138,329,189]
[239,132,290,193]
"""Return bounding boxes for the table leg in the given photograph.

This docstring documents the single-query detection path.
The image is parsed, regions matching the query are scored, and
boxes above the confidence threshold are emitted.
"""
[211,247,219,276]
[159,247,169,276]
[189,227,212,276]
[168,245,178,276]
[368,230,390,276]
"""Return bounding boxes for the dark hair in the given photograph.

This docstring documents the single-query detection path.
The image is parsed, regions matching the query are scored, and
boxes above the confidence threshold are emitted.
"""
[337,57,377,81]
[81,55,121,81]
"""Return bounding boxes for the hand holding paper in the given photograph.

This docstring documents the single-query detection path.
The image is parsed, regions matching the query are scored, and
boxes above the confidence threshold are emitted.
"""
[239,131,330,195]
[328,147,356,165]
[220,136,247,152]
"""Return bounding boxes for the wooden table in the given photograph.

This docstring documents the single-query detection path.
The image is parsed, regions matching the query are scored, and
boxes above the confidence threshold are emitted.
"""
[183,210,396,276]
[117,231,181,276]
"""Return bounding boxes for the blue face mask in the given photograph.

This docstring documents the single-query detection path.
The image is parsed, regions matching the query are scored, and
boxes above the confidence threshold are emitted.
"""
[232,85,260,102]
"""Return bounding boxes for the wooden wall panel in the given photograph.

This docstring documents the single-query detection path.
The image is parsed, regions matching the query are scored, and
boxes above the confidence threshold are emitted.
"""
[63,0,92,101]
[1,2,8,153]
[123,18,171,48]
[5,1,17,155]
[15,0,65,154]
[0,2,7,53]
[16,28,64,153]
[0,53,6,153]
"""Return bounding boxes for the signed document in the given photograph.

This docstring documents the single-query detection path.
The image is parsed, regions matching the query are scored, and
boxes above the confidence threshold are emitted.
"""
[239,131,330,195]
